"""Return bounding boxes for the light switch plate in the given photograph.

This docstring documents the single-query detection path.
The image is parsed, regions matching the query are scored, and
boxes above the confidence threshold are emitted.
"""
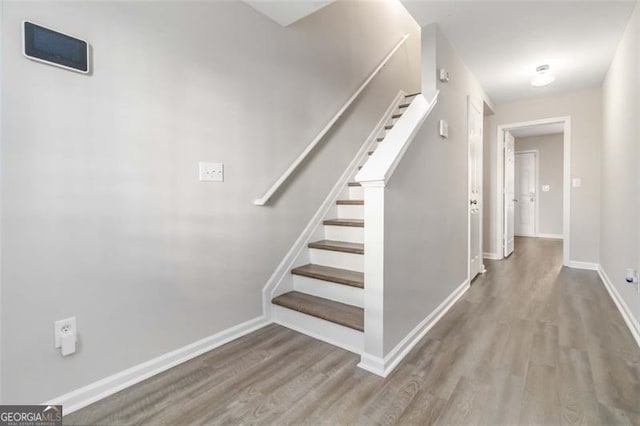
[439,68,450,83]
[542,185,550,192]
[199,162,224,182]
[572,178,581,188]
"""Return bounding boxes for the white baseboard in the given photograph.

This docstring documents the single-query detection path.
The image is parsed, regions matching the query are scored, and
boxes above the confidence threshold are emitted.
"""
[483,252,501,260]
[597,265,640,347]
[568,261,599,270]
[357,279,470,377]
[537,233,563,239]
[46,316,270,415]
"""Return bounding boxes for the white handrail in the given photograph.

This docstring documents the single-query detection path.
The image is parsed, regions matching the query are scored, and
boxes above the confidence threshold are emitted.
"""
[254,33,411,205]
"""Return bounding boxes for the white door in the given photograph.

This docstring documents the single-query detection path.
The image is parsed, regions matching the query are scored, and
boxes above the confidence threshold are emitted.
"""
[515,152,537,236]
[504,131,515,257]
[468,97,483,280]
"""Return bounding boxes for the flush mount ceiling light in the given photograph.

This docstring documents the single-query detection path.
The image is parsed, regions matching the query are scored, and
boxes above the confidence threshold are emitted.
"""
[531,64,555,87]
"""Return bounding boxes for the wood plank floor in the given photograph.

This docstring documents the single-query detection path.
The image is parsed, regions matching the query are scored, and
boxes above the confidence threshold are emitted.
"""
[66,237,640,425]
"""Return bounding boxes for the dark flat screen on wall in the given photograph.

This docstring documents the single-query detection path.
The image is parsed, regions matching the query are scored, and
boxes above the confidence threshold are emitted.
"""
[23,21,89,73]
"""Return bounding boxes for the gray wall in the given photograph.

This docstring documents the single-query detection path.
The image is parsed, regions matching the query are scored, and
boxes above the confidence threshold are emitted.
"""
[483,88,602,262]
[383,25,492,354]
[601,3,639,327]
[0,0,420,403]
[515,134,564,236]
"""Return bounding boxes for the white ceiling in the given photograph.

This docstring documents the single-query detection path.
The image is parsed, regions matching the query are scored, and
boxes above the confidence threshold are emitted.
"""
[401,0,637,103]
[243,0,335,26]
[510,122,564,138]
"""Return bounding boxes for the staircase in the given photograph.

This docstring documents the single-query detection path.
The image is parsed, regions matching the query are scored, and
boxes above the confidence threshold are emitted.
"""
[270,93,420,352]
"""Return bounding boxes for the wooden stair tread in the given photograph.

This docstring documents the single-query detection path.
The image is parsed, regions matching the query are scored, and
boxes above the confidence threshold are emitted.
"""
[392,113,403,119]
[291,264,364,288]
[368,151,374,156]
[348,182,361,187]
[322,218,364,228]
[272,291,364,331]
[384,125,394,130]
[405,92,421,97]
[376,137,385,142]
[308,239,364,254]
[398,103,410,108]
[336,199,363,205]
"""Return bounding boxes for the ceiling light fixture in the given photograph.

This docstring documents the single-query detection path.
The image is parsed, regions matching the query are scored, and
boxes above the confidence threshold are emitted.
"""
[531,64,555,87]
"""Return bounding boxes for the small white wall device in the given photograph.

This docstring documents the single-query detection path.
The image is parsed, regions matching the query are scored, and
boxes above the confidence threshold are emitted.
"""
[54,317,78,356]
[439,68,450,83]
[439,120,449,138]
[23,21,90,74]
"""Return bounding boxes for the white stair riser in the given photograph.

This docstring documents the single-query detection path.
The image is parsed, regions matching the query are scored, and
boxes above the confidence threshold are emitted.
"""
[309,248,364,272]
[292,275,364,308]
[337,205,363,220]
[324,225,364,243]
[272,305,363,354]
[349,187,364,199]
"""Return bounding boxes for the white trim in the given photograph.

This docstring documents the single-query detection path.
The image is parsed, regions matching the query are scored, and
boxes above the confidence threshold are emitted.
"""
[355,92,439,185]
[360,180,386,361]
[483,252,501,260]
[272,306,363,354]
[261,91,406,318]
[537,233,563,239]
[357,279,470,377]
[44,316,269,415]
[496,116,571,266]
[568,261,598,270]
[254,34,410,205]
[597,265,640,347]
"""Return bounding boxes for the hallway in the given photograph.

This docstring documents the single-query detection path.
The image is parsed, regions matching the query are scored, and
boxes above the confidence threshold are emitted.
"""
[66,237,640,425]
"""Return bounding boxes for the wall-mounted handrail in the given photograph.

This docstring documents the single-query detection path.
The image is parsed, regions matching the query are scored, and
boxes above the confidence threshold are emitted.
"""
[254,33,410,206]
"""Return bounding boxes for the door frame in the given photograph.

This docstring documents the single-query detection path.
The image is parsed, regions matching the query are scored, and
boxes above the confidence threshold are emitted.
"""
[514,149,539,237]
[496,116,571,266]
[467,96,484,282]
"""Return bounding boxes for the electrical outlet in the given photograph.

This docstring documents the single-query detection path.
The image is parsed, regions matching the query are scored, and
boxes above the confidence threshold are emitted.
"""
[54,317,77,348]
[199,162,224,182]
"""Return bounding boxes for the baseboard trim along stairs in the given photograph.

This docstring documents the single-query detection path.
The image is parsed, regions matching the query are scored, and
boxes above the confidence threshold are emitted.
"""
[265,90,442,375]
[358,279,470,377]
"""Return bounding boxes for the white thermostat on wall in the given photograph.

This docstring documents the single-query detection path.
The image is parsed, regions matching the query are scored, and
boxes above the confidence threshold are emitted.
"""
[439,120,449,138]
[23,21,90,74]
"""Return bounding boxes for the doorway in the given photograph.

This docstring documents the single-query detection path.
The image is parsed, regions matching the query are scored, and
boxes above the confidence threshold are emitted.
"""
[496,117,571,266]
[514,151,538,237]
[468,96,484,281]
